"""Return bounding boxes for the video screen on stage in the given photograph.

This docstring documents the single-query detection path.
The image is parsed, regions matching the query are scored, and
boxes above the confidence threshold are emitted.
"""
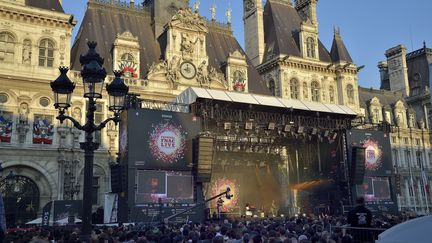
[356,177,391,202]
[347,130,393,176]
[124,109,201,170]
[136,170,194,204]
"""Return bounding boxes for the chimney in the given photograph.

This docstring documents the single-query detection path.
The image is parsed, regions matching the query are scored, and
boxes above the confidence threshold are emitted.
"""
[385,45,410,96]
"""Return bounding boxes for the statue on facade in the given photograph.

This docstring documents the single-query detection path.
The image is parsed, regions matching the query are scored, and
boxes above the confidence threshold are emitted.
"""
[197,60,210,86]
[18,102,29,124]
[22,40,31,65]
[72,107,82,122]
[181,33,197,56]
[193,0,200,12]
[166,56,181,83]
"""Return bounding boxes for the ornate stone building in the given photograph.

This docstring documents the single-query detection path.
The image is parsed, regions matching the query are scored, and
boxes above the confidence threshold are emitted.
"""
[2,0,429,224]
[0,0,79,225]
[243,0,361,112]
[359,43,432,214]
[0,0,271,225]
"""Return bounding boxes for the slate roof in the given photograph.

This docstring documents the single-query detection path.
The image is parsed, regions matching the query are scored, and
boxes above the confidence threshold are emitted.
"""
[262,0,332,62]
[71,1,270,95]
[330,32,353,63]
[358,86,404,109]
[25,0,64,13]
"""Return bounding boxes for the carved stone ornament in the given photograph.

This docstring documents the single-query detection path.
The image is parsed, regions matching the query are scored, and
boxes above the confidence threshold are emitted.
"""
[146,60,168,80]
[181,33,198,56]
[170,8,207,31]
[244,0,255,12]
[197,60,210,87]
[116,31,139,42]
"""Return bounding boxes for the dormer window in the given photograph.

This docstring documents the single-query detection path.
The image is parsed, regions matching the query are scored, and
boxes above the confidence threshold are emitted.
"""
[119,53,138,78]
[306,37,316,58]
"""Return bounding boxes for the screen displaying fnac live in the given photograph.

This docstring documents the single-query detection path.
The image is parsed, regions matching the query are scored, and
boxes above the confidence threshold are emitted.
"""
[135,170,194,204]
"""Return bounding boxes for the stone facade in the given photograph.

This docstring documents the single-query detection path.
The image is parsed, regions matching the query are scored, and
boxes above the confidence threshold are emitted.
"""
[243,0,361,112]
[358,41,432,214]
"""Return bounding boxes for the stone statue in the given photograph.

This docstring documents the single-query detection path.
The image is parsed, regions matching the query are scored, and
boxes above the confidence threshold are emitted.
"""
[226,7,232,24]
[197,60,209,86]
[18,102,29,124]
[181,33,196,55]
[22,40,31,65]
[167,56,180,83]
[210,1,216,21]
[193,0,200,12]
[72,107,82,122]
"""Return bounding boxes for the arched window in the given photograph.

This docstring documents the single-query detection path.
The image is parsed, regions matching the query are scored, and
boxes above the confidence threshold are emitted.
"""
[38,39,55,67]
[290,78,299,99]
[329,86,335,103]
[0,32,15,63]
[346,84,355,104]
[306,37,315,58]
[269,79,276,96]
[121,53,134,62]
[119,53,137,78]
[311,81,320,102]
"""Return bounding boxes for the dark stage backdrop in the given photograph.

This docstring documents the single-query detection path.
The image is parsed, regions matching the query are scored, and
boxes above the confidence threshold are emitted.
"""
[346,129,397,213]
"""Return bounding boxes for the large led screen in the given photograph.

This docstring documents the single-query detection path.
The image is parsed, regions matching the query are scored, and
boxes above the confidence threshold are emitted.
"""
[346,130,393,176]
[135,170,194,204]
[125,109,201,170]
[356,177,391,202]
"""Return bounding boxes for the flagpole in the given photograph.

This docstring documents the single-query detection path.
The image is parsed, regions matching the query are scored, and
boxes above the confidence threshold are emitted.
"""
[408,152,417,212]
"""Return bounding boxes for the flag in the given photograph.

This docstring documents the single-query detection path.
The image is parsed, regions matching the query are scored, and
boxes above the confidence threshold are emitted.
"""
[421,168,429,194]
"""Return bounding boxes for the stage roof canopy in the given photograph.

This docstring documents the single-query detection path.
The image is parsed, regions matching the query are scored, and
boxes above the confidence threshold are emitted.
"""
[175,87,358,117]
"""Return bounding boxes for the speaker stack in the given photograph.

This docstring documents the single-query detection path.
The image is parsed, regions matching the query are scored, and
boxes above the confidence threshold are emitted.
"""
[351,146,366,185]
[196,135,214,183]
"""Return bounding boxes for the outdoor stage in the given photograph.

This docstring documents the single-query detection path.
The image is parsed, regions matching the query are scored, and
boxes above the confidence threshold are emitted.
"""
[115,87,369,223]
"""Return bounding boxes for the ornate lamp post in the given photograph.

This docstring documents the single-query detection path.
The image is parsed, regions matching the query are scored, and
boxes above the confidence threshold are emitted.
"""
[51,42,129,242]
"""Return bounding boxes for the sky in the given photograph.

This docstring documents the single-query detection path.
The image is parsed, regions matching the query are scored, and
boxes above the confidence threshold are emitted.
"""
[63,0,432,89]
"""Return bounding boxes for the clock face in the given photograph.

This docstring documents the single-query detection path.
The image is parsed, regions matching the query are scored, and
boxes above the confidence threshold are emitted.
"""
[180,62,196,79]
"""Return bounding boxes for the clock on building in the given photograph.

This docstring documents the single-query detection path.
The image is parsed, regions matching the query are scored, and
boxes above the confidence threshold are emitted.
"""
[180,61,197,79]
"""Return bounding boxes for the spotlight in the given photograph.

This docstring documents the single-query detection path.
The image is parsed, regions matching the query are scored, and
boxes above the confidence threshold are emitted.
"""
[245,122,253,130]
[224,122,231,130]
[298,126,304,133]
[324,130,329,137]
[332,131,338,140]
[268,122,275,130]
[289,120,295,125]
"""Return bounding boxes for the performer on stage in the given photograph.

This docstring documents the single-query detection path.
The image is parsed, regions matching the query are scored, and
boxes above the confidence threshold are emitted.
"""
[216,197,224,219]
[270,200,279,217]
[245,203,252,217]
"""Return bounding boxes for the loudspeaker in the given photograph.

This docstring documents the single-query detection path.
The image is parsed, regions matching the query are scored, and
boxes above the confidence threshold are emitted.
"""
[197,135,214,183]
[351,146,366,185]
[110,164,126,193]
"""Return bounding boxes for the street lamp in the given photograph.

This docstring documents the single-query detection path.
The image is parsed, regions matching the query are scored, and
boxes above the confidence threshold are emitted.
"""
[51,41,129,242]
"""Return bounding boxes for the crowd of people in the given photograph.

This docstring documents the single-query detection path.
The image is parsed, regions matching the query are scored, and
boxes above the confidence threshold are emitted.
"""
[2,212,408,243]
